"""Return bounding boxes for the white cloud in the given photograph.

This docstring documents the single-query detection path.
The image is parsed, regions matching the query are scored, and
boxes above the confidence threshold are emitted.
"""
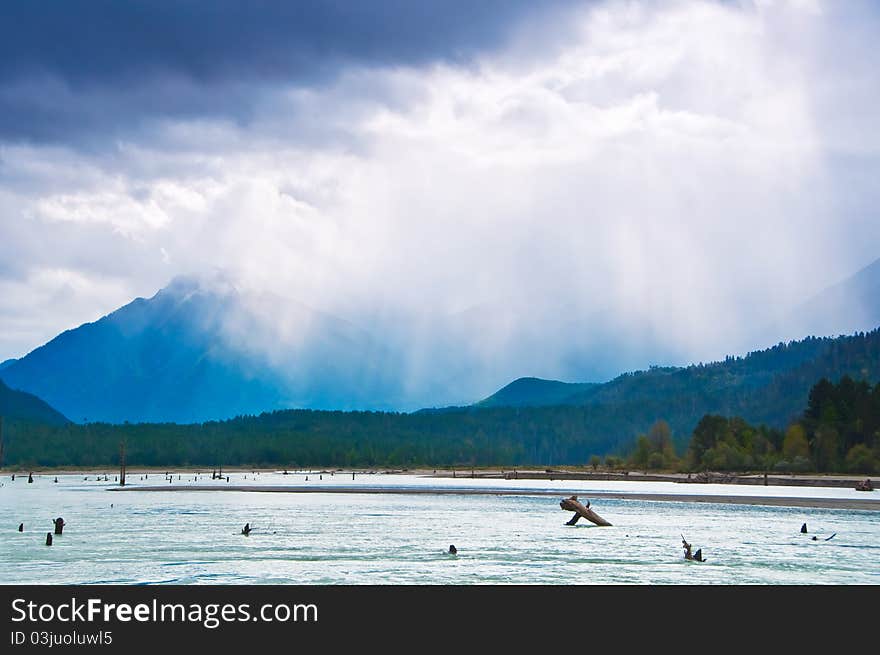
[1,0,878,402]
[0,268,135,359]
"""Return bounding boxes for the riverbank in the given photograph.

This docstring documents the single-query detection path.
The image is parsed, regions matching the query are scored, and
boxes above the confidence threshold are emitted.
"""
[107,483,880,511]
[416,467,876,489]
[7,465,876,489]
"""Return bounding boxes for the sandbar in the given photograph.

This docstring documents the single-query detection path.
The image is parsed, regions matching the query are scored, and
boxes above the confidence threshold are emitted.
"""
[108,484,880,511]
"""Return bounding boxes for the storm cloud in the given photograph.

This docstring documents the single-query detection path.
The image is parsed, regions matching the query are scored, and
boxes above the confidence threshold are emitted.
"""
[1,0,879,405]
[0,0,580,144]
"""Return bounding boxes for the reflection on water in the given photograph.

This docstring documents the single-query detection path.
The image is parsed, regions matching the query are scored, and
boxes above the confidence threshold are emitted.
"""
[1,472,878,584]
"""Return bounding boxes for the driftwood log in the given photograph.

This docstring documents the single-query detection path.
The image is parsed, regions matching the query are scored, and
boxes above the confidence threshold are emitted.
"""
[560,496,612,526]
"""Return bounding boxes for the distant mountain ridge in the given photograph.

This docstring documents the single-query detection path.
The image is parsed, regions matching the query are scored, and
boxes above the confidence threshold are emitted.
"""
[6,330,880,469]
[3,325,879,468]
[475,254,880,436]
[783,256,880,339]
[478,336,837,408]
[2,254,878,426]
[0,378,68,426]
[476,377,598,408]
[0,275,405,423]
[475,328,880,445]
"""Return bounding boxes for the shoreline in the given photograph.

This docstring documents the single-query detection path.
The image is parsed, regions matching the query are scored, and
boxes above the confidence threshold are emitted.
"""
[108,484,880,511]
[9,466,877,510]
[12,466,875,491]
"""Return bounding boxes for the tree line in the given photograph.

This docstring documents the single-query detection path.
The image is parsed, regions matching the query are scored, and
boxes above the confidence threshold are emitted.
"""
[1,375,877,474]
[625,376,880,474]
[0,404,637,469]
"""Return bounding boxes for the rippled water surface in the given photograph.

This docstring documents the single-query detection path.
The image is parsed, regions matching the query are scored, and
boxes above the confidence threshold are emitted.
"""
[1,472,878,584]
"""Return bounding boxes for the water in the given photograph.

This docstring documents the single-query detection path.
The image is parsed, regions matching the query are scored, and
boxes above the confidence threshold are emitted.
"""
[1,472,878,584]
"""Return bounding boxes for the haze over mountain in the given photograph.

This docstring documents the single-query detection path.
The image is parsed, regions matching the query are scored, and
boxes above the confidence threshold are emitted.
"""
[3,1,880,415]
[6,328,880,472]
[0,275,405,423]
[0,268,717,423]
[475,328,880,447]
[2,249,880,425]
[474,257,880,419]
[780,257,880,341]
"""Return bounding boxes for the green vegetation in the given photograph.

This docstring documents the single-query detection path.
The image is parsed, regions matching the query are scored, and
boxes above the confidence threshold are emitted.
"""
[477,377,599,408]
[0,379,69,426]
[5,375,876,474]
[627,420,679,471]
[680,376,880,474]
[0,404,639,469]
[1,330,877,472]
[680,415,783,472]
[476,329,880,452]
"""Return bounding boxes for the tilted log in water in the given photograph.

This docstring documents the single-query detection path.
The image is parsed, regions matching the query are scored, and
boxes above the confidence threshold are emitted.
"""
[560,495,612,526]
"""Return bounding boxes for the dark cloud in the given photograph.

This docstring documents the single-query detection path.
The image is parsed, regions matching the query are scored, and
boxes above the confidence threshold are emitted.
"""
[0,0,580,144]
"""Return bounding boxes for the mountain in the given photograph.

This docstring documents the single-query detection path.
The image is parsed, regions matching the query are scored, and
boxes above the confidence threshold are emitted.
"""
[5,328,880,468]
[0,275,405,424]
[474,328,880,445]
[477,377,598,408]
[783,256,880,339]
[7,330,880,468]
[0,378,69,425]
[0,272,697,424]
[6,255,878,426]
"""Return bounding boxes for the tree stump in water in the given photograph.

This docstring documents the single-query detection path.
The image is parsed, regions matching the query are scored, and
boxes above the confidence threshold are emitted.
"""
[560,496,612,526]
[682,535,706,562]
[53,518,65,535]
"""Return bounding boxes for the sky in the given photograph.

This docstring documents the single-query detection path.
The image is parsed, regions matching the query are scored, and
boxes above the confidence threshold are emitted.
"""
[1,0,879,391]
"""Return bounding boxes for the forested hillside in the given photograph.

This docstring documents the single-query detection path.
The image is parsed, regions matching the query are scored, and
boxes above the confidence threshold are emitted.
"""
[0,379,68,426]
[477,329,880,445]
[2,330,878,469]
[676,376,880,474]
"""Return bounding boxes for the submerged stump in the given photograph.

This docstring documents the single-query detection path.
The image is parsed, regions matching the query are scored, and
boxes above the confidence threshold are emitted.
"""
[682,535,706,562]
[560,496,612,526]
